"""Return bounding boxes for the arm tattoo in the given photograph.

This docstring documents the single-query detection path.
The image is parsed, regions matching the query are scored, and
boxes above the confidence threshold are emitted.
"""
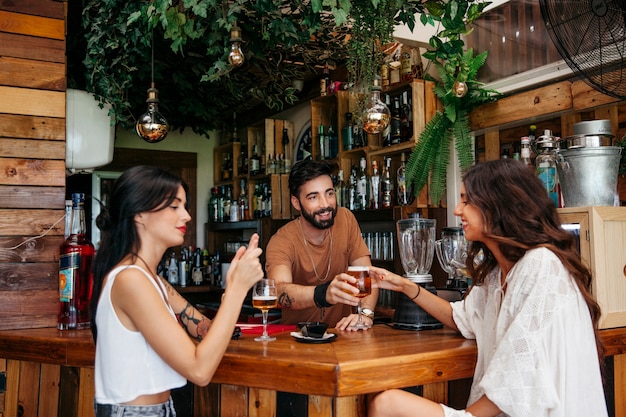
[179,302,210,341]
[278,290,293,309]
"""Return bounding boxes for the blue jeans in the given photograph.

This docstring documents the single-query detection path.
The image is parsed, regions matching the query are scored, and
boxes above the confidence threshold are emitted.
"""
[95,397,176,417]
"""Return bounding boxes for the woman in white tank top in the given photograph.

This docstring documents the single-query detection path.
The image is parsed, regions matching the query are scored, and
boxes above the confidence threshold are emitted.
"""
[91,166,264,416]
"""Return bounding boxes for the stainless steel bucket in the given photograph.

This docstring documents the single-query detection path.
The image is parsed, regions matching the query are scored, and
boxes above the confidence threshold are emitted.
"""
[556,146,622,207]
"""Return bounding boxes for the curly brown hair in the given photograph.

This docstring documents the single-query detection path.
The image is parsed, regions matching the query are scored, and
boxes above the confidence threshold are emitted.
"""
[462,158,604,362]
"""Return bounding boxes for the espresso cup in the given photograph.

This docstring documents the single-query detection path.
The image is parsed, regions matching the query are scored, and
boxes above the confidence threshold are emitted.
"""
[300,321,328,338]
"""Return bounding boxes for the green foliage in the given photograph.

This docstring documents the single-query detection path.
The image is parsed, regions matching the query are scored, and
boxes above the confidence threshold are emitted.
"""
[405,0,501,204]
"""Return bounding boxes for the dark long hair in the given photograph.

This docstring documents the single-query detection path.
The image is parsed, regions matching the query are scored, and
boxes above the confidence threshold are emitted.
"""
[462,158,603,361]
[90,165,189,341]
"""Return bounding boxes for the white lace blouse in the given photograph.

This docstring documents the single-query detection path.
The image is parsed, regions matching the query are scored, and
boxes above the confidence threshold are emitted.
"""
[451,247,608,417]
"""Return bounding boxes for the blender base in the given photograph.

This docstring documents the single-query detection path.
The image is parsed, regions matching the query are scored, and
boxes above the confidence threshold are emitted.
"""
[391,281,443,331]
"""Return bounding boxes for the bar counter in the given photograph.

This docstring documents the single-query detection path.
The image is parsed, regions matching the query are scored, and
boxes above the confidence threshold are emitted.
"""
[0,325,624,417]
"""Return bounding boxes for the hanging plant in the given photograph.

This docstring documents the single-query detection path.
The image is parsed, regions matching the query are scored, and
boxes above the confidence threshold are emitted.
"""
[404,0,501,205]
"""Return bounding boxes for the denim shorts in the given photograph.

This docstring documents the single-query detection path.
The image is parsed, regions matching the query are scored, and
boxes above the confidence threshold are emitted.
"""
[95,397,176,417]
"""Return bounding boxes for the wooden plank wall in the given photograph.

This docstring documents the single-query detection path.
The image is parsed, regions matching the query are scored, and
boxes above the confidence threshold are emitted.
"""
[0,0,67,331]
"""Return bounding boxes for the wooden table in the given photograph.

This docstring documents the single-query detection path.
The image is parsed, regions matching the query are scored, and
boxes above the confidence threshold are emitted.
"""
[0,325,624,417]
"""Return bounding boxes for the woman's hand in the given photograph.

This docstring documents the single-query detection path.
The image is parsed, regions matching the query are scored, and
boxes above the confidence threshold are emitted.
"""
[369,265,414,294]
[224,233,264,291]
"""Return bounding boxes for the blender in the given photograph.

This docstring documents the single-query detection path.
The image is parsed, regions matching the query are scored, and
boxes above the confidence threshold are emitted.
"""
[435,227,470,292]
[392,216,442,330]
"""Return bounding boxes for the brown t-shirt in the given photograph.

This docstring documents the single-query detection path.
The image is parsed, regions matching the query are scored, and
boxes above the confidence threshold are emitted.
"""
[265,207,370,326]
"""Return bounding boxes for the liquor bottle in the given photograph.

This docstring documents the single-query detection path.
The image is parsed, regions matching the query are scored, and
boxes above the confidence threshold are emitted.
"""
[267,153,276,174]
[217,185,226,222]
[353,115,364,148]
[208,186,219,222]
[250,145,261,176]
[356,157,370,210]
[58,193,94,330]
[223,186,233,222]
[328,124,338,159]
[400,90,412,141]
[397,152,414,205]
[238,179,249,221]
[370,160,381,209]
[528,124,537,144]
[222,153,231,181]
[342,113,353,151]
[192,248,204,285]
[335,170,346,208]
[382,95,392,147]
[400,51,412,82]
[322,62,331,95]
[253,184,263,218]
[178,246,188,287]
[229,191,239,222]
[381,156,394,208]
[167,250,179,285]
[202,249,212,284]
[237,150,247,176]
[212,251,221,287]
[318,124,326,160]
[520,136,534,169]
[64,199,72,239]
[536,130,560,208]
[391,96,402,145]
[265,184,272,218]
[347,166,357,210]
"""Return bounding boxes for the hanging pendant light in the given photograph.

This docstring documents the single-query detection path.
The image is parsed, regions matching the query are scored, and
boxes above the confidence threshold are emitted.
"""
[228,21,245,67]
[136,35,169,143]
[362,76,391,134]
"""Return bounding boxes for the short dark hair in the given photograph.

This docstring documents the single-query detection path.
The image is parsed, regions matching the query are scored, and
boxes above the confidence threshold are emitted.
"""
[288,159,338,198]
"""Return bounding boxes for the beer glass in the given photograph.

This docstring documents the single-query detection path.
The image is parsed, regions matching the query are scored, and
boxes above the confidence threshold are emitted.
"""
[347,266,371,330]
[252,278,278,342]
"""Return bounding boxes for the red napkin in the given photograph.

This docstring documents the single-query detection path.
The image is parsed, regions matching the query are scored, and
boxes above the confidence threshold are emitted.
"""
[237,323,296,335]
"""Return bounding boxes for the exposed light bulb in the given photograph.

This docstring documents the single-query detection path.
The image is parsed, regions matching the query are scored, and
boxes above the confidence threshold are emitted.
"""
[228,42,245,67]
[136,84,169,143]
[228,23,244,67]
[452,80,468,98]
[362,79,390,134]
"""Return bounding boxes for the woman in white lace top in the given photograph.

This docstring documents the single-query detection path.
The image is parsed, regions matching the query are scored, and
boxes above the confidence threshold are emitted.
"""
[368,158,607,417]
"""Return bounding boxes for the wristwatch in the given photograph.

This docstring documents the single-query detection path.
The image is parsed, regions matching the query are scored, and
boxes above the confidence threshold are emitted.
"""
[361,308,375,320]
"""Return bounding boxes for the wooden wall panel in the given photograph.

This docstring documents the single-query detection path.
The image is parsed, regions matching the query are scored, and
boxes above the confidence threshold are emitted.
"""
[0,0,65,19]
[0,32,65,63]
[0,0,66,333]
[0,87,65,118]
[0,186,66,209]
[0,57,66,91]
[0,139,65,160]
[0,161,65,187]
[0,114,65,140]
[0,10,64,40]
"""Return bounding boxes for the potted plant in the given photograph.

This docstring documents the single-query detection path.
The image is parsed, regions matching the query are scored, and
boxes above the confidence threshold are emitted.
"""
[403,1,501,205]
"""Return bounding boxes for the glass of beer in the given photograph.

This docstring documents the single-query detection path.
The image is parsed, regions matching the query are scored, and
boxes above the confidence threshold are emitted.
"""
[347,266,371,330]
[252,278,278,342]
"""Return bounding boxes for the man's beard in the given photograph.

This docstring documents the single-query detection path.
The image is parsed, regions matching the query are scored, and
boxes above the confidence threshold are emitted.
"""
[300,205,337,230]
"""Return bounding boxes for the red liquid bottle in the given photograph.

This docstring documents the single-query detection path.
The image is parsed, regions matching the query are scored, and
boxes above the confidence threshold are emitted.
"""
[58,193,94,330]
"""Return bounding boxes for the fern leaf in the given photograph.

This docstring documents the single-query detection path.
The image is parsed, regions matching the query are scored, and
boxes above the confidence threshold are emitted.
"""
[405,111,447,197]
[430,125,453,204]
[453,109,474,173]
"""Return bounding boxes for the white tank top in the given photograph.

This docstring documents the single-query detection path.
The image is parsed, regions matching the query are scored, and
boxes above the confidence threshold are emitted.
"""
[95,265,186,404]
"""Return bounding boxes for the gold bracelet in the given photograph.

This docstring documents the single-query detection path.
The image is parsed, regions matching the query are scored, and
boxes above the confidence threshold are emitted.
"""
[410,284,421,300]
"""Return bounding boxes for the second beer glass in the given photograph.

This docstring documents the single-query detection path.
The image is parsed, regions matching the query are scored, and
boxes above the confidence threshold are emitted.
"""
[346,266,371,330]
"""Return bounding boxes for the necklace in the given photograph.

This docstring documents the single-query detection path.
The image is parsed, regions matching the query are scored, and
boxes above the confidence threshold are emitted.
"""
[298,217,333,282]
[133,253,169,303]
